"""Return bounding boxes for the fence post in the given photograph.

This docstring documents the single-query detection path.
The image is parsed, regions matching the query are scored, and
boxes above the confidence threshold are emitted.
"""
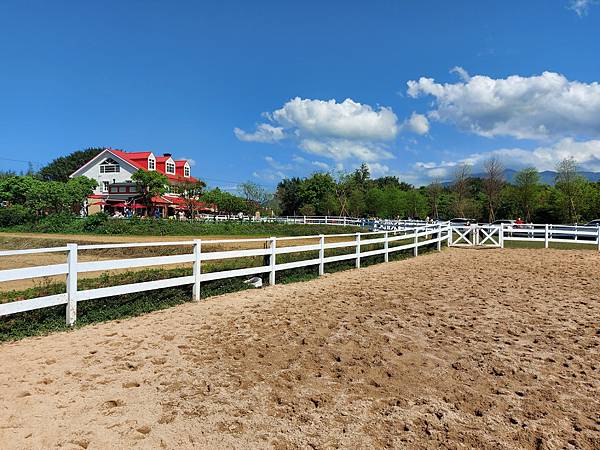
[544,224,549,249]
[193,239,202,301]
[66,243,78,326]
[413,228,419,257]
[269,237,277,285]
[325,215,328,225]
[499,224,504,248]
[436,225,442,252]
[447,225,451,247]
[597,227,600,252]
[355,233,361,268]
[384,231,389,262]
[343,217,347,226]
[319,234,325,275]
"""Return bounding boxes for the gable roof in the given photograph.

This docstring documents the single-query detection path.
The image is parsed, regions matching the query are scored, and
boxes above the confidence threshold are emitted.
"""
[70,147,198,182]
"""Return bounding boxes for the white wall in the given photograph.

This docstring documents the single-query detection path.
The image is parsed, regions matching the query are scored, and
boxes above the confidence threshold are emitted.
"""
[77,158,137,195]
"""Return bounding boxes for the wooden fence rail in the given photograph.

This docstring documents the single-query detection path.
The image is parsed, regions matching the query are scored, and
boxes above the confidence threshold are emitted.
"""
[0,224,448,325]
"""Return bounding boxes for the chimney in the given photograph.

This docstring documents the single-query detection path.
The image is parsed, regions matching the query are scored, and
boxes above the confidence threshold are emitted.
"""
[163,153,172,157]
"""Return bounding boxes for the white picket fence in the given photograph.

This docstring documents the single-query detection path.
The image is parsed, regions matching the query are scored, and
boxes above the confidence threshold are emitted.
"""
[0,223,448,325]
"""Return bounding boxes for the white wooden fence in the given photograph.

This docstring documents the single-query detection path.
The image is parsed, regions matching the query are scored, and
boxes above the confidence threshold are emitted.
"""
[4,221,598,327]
[193,214,428,230]
[0,224,448,325]
[449,223,600,250]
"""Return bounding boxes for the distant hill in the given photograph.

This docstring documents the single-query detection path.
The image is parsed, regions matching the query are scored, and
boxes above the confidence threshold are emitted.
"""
[443,169,600,186]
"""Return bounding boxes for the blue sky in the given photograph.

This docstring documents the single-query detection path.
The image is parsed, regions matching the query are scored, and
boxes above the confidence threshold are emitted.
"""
[1,0,600,189]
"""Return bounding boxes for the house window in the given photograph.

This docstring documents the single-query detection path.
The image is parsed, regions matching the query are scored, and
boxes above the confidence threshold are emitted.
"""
[184,166,190,177]
[102,181,110,192]
[166,162,175,174]
[118,186,127,193]
[99,158,120,174]
[148,158,155,170]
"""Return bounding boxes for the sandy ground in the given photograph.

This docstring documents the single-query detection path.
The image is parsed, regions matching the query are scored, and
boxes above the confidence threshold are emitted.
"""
[1,248,599,449]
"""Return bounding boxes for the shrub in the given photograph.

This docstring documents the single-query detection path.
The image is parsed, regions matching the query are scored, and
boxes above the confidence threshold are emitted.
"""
[81,212,109,231]
[0,205,34,227]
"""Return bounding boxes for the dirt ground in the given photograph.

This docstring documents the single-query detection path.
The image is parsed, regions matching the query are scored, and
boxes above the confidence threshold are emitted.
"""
[0,248,599,449]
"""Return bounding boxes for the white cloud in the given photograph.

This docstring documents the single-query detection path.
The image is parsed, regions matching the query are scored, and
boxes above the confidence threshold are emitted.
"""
[413,139,600,185]
[271,97,399,141]
[265,155,292,171]
[405,112,430,135]
[462,138,600,171]
[312,160,330,170]
[299,138,393,162]
[234,123,285,143]
[235,97,400,162]
[407,71,600,140]
[450,66,470,82]
[569,0,595,16]
[365,162,390,177]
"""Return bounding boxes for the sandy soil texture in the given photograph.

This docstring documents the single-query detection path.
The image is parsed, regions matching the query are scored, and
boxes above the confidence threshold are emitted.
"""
[0,248,599,449]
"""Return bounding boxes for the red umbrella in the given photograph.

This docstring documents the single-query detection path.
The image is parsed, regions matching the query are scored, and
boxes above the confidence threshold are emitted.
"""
[112,203,127,208]
[89,201,108,206]
[131,204,146,209]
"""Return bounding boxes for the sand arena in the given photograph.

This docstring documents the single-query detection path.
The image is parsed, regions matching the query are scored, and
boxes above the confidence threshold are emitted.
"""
[0,248,599,449]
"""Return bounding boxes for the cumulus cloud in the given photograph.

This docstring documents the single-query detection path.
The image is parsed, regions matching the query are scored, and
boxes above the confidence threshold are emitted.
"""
[405,112,430,135]
[234,123,285,143]
[413,138,600,185]
[235,97,399,162]
[462,138,600,171]
[270,97,399,141]
[365,162,390,177]
[407,71,600,140]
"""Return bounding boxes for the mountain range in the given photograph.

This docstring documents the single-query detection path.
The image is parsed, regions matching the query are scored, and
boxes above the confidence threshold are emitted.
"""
[443,169,600,186]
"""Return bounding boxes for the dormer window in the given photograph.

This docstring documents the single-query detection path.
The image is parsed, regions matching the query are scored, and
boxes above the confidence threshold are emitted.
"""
[184,165,190,177]
[166,161,175,174]
[148,157,155,170]
[99,158,120,174]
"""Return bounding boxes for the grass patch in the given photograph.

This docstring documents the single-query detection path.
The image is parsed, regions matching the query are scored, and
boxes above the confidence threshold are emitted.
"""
[503,240,598,250]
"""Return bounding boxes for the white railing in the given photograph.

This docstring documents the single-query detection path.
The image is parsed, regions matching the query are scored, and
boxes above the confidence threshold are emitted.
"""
[449,223,600,250]
[0,224,449,325]
[190,214,431,230]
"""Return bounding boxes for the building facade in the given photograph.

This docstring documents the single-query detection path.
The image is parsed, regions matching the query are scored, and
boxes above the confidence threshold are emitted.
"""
[70,148,207,216]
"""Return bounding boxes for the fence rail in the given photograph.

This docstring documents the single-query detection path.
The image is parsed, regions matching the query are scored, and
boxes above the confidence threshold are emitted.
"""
[187,214,430,231]
[4,221,598,327]
[449,223,600,250]
[0,224,448,325]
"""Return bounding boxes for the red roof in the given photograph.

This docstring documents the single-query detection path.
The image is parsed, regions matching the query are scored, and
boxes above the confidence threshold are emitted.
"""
[107,148,198,182]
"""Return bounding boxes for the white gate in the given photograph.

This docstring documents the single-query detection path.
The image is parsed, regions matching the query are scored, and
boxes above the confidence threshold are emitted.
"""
[449,225,501,248]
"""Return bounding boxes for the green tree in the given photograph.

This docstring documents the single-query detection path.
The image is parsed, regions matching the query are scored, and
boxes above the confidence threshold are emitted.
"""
[555,158,585,223]
[131,170,169,212]
[238,181,272,206]
[39,147,105,182]
[513,168,541,222]
[174,179,207,218]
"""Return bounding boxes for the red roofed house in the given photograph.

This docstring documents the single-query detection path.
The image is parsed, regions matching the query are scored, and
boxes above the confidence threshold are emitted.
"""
[70,148,209,217]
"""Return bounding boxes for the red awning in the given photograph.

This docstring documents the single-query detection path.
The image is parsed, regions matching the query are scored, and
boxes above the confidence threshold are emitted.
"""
[111,203,127,207]
[89,201,108,206]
